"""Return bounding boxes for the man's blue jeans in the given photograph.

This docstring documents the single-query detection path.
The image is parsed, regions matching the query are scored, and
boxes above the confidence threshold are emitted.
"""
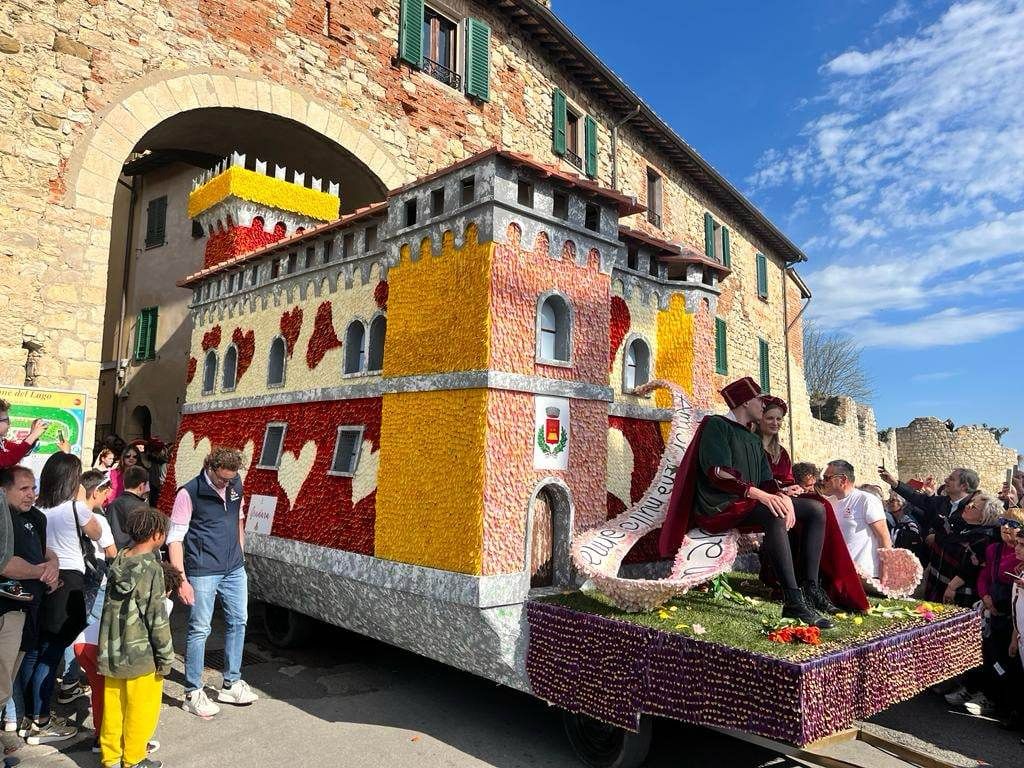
[184,567,248,693]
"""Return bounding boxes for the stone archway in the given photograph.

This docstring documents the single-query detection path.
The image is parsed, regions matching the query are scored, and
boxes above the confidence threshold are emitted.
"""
[60,69,408,458]
[525,479,575,589]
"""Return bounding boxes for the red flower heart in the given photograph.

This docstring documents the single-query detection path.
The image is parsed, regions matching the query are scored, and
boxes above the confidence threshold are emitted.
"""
[202,325,222,351]
[373,280,389,310]
[232,327,256,382]
[280,307,303,357]
[609,296,631,369]
[306,301,342,370]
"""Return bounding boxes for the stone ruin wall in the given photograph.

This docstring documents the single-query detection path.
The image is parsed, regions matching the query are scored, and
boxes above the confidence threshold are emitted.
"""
[896,418,1019,495]
[790,391,898,490]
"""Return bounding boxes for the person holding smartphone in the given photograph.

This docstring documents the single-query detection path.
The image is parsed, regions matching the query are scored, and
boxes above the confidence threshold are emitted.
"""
[0,400,49,470]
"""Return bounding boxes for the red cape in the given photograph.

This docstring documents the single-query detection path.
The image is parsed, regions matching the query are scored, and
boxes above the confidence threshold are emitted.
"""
[658,418,869,613]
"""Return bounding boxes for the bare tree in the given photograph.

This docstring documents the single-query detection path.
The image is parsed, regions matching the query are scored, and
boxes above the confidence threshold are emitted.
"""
[802,320,873,418]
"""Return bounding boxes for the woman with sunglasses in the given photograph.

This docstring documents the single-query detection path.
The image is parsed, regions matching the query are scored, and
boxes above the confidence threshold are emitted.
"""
[105,446,142,507]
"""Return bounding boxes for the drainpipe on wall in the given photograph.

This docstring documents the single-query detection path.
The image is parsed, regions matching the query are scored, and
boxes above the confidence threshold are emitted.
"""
[111,173,139,437]
[783,266,812,458]
[610,105,641,190]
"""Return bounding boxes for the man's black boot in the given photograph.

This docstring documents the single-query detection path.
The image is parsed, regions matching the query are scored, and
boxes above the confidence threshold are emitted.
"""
[802,580,841,615]
[782,588,834,629]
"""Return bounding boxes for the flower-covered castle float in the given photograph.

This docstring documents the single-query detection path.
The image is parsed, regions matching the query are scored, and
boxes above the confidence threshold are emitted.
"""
[165,148,980,755]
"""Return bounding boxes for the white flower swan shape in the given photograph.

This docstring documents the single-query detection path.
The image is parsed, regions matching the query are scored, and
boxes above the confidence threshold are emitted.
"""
[572,380,739,612]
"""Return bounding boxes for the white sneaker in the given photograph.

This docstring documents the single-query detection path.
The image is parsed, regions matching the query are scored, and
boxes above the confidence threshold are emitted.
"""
[182,688,220,718]
[964,692,997,717]
[217,679,258,705]
[0,721,16,732]
[944,685,971,706]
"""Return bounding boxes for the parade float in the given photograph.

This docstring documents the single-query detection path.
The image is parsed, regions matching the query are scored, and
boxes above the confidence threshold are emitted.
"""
[164,148,981,768]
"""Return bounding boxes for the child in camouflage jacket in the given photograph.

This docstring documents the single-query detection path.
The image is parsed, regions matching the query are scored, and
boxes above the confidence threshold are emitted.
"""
[97,507,173,768]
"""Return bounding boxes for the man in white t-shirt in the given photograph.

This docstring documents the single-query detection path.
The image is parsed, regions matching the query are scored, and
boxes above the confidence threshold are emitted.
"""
[823,460,892,580]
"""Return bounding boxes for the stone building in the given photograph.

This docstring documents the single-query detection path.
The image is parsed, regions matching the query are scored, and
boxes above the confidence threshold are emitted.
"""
[0,0,815,458]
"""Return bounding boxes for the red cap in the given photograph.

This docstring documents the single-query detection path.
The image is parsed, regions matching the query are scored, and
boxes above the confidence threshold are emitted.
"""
[720,376,762,410]
[761,395,788,417]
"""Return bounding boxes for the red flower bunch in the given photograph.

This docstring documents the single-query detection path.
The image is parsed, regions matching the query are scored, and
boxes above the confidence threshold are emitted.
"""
[767,625,821,645]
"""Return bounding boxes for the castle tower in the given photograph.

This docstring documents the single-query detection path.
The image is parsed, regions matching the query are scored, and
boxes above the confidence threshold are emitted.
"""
[188,152,341,270]
[373,149,641,579]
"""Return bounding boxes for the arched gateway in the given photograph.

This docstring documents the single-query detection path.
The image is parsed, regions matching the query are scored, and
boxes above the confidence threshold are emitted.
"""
[60,69,407,455]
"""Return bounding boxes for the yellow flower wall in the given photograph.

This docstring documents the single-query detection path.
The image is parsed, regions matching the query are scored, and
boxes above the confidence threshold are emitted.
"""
[187,166,341,221]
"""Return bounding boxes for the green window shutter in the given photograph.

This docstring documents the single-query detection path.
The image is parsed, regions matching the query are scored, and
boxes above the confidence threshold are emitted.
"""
[464,18,490,101]
[715,318,728,375]
[756,253,769,298]
[584,115,598,178]
[398,0,424,67]
[552,88,567,156]
[704,212,714,259]
[721,226,731,268]
[134,307,158,360]
[759,338,770,393]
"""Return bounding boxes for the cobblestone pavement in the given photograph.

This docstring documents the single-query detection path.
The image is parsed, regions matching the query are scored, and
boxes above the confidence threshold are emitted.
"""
[17,604,1020,768]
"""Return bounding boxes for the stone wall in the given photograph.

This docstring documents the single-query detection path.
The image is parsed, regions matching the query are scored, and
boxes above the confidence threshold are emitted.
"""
[896,418,1019,494]
[789,389,897,488]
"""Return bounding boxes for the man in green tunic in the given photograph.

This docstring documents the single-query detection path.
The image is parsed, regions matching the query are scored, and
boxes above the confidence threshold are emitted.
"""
[660,377,839,628]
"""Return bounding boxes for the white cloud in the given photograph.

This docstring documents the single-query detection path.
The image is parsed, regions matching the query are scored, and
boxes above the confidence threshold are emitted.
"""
[911,370,963,382]
[856,308,1024,348]
[878,0,913,26]
[751,1,1024,349]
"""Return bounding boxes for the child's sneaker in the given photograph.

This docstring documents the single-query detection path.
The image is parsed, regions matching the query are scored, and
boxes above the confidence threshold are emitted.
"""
[56,680,90,704]
[217,679,258,705]
[125,759,162,768]
[181,688,220,718]
[25,717,77,745]
[0,579,32,602]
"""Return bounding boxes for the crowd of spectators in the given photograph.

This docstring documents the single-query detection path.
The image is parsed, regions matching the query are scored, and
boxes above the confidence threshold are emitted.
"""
[0,434,257,767]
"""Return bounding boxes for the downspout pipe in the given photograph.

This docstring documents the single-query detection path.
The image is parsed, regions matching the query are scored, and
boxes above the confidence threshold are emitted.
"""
[111,173,139,437]
[783,266,811,458]
[611,105,641,190]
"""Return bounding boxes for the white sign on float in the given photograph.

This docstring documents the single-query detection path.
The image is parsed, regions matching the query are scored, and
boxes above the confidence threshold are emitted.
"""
[533,396,570,470]
[245,494,278,536]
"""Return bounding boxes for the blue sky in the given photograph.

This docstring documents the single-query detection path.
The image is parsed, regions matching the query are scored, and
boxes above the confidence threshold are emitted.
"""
[556,0,1024,457]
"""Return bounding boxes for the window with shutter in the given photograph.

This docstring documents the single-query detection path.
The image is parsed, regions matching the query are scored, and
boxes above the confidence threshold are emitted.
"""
[584,115,598,178]
[464,18,490,101]
[145,197,167,249]
[704,213,715,259]
[721,226,731,268]
[759,338,770,393]
[756,253,768,299]
[715,318,728,375]
[552,89,567,156]
[133,307,158,361]
[399,0,424,66]
[329,426,365,476]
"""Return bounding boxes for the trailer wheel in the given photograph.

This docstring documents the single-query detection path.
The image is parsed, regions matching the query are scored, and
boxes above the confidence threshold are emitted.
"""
[263,604,314,648]
[562,712,653,768]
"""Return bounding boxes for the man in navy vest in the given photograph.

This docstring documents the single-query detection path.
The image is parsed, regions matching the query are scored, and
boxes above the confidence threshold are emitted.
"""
[168,446,258,718]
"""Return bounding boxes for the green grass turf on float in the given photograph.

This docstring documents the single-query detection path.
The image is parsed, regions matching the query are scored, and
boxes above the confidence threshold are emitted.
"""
[538,572,962,661]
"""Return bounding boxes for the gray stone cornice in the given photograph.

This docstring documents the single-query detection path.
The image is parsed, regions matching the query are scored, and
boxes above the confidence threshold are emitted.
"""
[181,370,615,413]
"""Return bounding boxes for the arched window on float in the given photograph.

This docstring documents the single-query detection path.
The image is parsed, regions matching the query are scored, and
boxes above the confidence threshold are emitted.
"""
[344,321,366,374]
[267,336,287,387]
[623,337,652,393]
[367,315,386,373]
[202,350,217,395]
[222,344,238,391]
[536,292,572,364]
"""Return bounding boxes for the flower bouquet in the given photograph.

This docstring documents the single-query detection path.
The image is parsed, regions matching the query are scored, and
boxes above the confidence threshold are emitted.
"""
[861,547,923,598]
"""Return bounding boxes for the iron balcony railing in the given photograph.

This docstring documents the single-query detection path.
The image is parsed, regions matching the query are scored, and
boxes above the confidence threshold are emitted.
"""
[565,148,583,169]
[647,210,663,228]
[422,57,462,89]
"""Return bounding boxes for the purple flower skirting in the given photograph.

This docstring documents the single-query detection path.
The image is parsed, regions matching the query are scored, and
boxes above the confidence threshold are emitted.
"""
[525,602,982,746]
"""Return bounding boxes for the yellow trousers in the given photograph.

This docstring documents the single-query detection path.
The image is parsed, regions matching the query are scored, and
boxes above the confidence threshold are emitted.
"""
[100,672,163,768]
